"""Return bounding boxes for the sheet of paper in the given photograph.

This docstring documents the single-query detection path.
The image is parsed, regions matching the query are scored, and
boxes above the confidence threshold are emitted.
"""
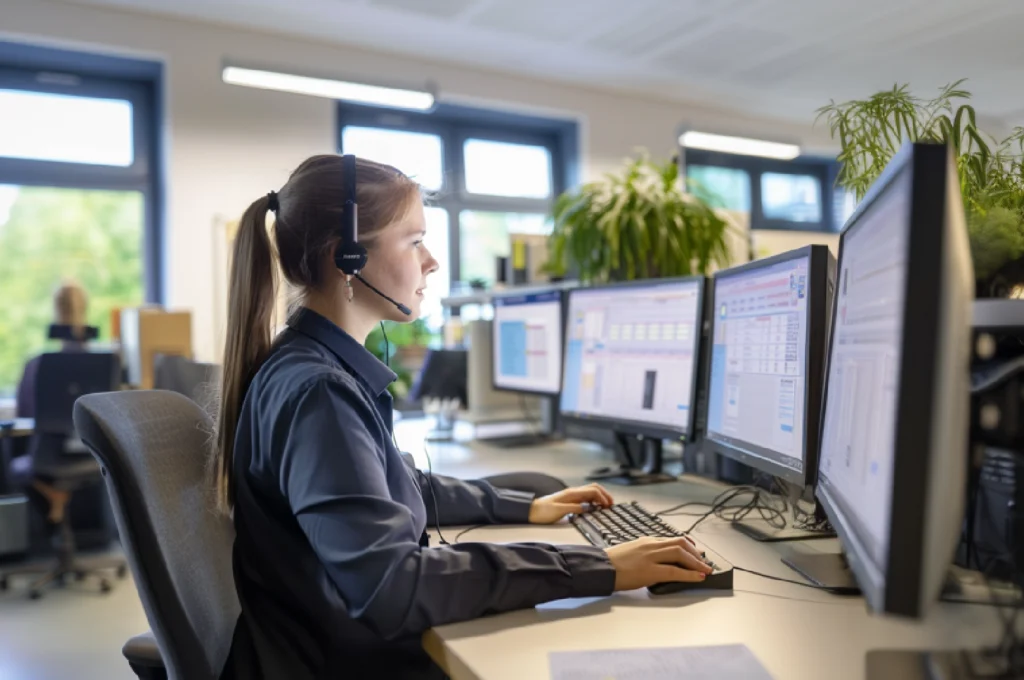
[549,643,774,680]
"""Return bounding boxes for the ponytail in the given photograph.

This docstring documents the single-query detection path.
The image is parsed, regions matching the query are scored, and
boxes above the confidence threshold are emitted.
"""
[212,195,278,514]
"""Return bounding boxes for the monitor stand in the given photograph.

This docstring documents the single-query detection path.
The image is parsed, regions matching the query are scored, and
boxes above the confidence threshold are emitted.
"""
[779,552,861,595]
[731,496,837,542]
[476,396,562,448]
[586,433,676,486]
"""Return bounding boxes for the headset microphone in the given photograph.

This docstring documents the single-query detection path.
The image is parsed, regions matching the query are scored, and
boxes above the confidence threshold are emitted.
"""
[354,273,412,316]
[334,154,412,317]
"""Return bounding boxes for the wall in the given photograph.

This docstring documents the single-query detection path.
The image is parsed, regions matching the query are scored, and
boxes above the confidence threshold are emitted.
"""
[2,0,839,362]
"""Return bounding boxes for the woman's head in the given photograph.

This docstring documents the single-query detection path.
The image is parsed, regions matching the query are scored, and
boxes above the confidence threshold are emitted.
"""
[53,279,89,342]
[213,154,436,512]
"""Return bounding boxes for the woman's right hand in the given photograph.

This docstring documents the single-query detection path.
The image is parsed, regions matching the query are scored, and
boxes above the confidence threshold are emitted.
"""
[606,536,713,591]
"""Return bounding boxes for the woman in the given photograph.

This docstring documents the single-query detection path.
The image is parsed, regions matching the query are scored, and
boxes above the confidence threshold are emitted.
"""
[214,155,711,679]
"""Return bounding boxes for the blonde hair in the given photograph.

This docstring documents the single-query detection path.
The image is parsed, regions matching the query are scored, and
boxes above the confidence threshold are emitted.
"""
[54,279,88,338]
[212,155,421,514]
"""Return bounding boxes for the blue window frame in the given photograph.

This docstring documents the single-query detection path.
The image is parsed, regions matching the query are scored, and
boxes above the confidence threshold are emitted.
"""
[337,102,578,288]
[681,147,850,233]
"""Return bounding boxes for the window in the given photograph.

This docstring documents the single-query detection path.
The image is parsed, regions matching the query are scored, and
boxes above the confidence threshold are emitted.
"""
[0,45,162,398]
[338,102,576,330]
[761,172,822,223]
[687,165,751,212]
[682,147,843,232]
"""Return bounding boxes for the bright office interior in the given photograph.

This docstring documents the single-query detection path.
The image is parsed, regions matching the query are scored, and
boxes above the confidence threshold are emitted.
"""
[2,0,1024,679]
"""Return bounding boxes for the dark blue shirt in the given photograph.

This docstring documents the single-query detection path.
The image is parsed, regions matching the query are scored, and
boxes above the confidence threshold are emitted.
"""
[222,308,614,680]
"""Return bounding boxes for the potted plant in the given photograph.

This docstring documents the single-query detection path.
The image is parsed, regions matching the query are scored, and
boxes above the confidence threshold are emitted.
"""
[544,152,734,282]
[365,318,435,400]
[817,80,1024,297]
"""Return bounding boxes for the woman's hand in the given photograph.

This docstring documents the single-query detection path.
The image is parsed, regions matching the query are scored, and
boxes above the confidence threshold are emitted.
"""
[527,483,614,524]
[606,536,713,591]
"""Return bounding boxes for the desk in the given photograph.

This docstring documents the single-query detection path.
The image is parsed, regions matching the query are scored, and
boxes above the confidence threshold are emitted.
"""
[394,421,1009,680]
[6,419,34,437]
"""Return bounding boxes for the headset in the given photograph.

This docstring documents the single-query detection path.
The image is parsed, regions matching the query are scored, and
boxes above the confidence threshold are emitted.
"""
[334,154,411,316]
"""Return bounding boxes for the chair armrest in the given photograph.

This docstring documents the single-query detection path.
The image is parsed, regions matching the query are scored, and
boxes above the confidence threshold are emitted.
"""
[123,631,165,669]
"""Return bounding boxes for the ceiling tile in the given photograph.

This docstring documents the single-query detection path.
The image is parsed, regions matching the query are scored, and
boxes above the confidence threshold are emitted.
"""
[369,0,479,20]
[468,0,625,43]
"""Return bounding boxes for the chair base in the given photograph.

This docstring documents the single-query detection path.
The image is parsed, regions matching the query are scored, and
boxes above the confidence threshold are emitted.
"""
[0,515,127,599]
[0,554,128,599]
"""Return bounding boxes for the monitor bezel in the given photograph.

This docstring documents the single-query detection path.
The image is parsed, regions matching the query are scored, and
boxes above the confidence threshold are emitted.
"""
[558,275,707,441]
[702,245,832,487]
[814,142,949,617]
[490,288,569,398]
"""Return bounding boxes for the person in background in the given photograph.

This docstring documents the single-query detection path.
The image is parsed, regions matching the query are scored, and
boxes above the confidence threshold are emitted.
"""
[14,279,90,523]
[15,279,90,419]
[213,155,712,680]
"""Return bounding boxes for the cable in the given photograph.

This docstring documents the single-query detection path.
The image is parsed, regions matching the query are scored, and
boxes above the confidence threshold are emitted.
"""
[732,566,855,594]
[422,442,450,546]
[381,321,450,548]
[453,524,487,544]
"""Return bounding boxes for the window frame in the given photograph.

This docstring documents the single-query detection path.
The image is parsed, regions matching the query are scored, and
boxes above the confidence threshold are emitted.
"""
[0,43,164,302]
[338,102,576,284]
[681,146,844,233]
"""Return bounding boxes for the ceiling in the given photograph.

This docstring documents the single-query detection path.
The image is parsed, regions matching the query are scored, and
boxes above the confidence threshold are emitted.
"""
[58,0,1024,129]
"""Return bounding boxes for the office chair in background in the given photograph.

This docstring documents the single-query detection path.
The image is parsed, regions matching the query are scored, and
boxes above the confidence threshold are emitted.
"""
[152,353,221,418]
[0,352,128,599]
[74,390,239,680]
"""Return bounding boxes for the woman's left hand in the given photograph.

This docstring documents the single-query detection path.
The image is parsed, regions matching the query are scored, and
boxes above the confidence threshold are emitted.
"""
[527,483,615,525]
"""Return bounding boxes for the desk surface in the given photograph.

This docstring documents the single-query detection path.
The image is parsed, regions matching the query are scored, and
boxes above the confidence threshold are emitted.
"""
[1,418,33,437]
[393,420,1009,680]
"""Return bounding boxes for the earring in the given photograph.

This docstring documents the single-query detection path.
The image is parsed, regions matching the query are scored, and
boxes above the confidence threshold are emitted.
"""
[345,275,354,303]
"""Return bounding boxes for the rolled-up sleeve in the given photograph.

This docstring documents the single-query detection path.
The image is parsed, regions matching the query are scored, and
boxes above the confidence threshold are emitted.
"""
[277,377,616,641]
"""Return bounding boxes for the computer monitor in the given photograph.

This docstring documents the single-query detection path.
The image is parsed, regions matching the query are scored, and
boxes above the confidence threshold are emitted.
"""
[491,290,565,396]
[560,277,706,483]
[784,142,974,619]
[704,245,835,490]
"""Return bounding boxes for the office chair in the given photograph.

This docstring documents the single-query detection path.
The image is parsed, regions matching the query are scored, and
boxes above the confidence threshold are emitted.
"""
[73,390,239,680]
[0,353,128,599]
[152,354,220,418]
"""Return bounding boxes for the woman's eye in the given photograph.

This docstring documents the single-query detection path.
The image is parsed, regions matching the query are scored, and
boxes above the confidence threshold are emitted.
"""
[413,240,423,249]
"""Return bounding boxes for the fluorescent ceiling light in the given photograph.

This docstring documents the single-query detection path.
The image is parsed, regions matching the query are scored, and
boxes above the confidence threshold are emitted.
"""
[679,131,800,160]
[222,66,435,111]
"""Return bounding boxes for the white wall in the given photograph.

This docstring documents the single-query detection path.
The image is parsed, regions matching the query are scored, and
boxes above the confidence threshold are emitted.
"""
[3,0,839,362]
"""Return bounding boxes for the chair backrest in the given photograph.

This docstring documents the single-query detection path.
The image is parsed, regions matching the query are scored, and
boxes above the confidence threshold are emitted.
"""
[153,354,221,416]
[73,390,239,680]
[35,353,121,435]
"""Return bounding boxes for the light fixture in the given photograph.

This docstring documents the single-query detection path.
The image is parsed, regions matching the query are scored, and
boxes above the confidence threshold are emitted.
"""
[679,130,800,160]
[222,65,435,111]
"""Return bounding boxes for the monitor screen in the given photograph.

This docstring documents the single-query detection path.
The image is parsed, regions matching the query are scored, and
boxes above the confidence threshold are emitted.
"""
[560,279,703,435]
[492,290,564,395]
[818,171,911,571]
[706,254,811,476]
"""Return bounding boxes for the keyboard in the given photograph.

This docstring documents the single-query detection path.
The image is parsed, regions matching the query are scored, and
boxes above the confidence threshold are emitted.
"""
[570,501,734,594]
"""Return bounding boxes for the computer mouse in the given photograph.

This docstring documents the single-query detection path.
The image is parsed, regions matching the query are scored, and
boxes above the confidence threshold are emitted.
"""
[647,567,735,595]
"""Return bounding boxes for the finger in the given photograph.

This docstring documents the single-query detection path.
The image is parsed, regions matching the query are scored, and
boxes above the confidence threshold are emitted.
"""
[650,546,713,573]
[588,483,614,507]
[556,503,585,517]
[655,565,708,583]
[558,487,606,505]
[675,536,706,561]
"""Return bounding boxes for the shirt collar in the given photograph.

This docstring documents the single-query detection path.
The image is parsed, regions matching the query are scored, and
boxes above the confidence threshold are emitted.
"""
[286,307,397,397]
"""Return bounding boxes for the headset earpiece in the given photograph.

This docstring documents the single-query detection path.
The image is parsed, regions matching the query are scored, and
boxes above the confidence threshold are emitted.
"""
[335,154,367,276]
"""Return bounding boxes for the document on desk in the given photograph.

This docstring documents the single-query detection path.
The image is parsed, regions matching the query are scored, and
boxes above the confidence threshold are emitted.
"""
[548,643,774,680]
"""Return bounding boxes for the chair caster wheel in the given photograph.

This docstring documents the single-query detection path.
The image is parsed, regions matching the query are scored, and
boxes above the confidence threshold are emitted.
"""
[117,565,128,579]
[29,590,42,600]
[99,579,112,594]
